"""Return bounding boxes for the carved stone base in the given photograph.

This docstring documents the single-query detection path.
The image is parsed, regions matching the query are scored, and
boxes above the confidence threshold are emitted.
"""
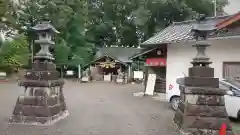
[9,86,68,125]
[9,110,69,126]
[178,128,234,135]
[178,129,234,135]
[174,86,233,135]
[173,121,234,135]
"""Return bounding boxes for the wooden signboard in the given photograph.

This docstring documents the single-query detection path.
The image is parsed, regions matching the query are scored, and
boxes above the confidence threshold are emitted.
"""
[104,74,111,81]
[82,76,89,82]
[145,74,156,95]
[134,71,143,79]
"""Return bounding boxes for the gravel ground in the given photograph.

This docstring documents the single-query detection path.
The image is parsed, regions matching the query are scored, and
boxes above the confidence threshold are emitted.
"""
[0,81,179,135]
[231,119,240,135]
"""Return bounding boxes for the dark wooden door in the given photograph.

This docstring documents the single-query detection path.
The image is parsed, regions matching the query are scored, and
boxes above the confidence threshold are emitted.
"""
[154,77,166,93]
[152,67,166,93]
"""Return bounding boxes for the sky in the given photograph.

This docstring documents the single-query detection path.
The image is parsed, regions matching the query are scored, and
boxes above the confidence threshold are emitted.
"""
[224,0,240,14]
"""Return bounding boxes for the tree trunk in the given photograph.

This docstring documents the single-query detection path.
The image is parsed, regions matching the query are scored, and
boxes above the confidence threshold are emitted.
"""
[27,30,34,69]
[60,65,63,78]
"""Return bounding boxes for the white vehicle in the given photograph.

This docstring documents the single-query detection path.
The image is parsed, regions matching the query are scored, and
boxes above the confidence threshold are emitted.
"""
[166,75,183,111]
[167,78,240,119]
[220,79,240,119]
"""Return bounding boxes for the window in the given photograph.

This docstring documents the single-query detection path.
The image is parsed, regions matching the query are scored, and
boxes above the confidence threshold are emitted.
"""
[220,81,240,96]
[219,82,230,90]
[223,62,240,81]
[230,87,240,96]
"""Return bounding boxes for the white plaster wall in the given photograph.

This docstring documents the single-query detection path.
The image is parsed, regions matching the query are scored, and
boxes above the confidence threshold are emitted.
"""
[166,38,240,95]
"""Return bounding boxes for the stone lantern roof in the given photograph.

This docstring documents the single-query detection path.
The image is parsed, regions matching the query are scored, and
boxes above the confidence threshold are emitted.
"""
[32,21,59,61]
[31,21,60,34]
[192,15,216,40]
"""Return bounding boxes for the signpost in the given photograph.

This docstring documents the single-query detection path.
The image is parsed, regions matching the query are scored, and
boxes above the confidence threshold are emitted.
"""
[145,74,156,95]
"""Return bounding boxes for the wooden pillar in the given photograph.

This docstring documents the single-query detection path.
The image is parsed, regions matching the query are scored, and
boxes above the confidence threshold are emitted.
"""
[127,64,131,82]
[78,64,81,79]
[137,60,140,71]
[119,65,122,72]
[128,64,131,78]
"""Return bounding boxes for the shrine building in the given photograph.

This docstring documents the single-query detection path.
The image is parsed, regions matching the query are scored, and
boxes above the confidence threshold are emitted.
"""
[85,46,142,82]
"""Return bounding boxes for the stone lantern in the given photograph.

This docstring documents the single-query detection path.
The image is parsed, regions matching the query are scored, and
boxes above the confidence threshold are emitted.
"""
[173,15,234,135]
[33,21,58,60]
[9,21,68,125]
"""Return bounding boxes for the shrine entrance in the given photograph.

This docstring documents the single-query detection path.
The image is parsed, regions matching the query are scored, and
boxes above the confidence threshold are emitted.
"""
[102,67,118,75]
[87,55,128,82]
[98,57,120,75]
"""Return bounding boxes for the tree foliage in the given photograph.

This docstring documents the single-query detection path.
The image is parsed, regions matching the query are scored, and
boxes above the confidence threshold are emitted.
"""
[54,40,70,66]
[2,0,229,70]
[0,0,19,32]
[0,35,29,72]
[10,0,95,67]
[0,0,7,20]
[87,0,229,47]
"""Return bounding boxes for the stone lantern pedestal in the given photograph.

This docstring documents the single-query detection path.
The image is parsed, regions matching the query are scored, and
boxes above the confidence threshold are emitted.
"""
[174,69,233,134]
[173,16,233,135]
[9,22,68,125]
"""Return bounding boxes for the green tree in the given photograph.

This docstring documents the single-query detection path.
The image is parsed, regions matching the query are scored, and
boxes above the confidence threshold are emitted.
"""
[185,0,229,17]
[86,0,229,47]
[0,0,7,20]
[0,0,17,44]
[54,40,70,66]
[53,39,70,76]
[0,35,29,73]
[6,0,229,69]
[10,0,95,67]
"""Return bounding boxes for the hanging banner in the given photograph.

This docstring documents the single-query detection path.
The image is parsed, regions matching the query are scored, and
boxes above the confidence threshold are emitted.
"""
[66,70,74,75]
[100,62,116,68]
[146,58,166,66]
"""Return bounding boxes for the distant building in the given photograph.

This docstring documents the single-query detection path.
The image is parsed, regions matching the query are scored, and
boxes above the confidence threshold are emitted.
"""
[85,47,142,82]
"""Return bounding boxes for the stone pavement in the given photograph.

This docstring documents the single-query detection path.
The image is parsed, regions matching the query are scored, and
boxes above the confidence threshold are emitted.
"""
[0,81,178,135]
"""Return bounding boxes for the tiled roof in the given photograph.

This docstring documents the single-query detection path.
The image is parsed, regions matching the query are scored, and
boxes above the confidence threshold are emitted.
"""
[216,11,240,29]
[31,21,60,33]
[96,47,142,63]
[141,15,232,46]
[129,47,157,60]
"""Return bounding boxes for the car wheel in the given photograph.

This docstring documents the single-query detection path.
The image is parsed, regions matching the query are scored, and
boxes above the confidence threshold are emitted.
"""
[170,97,180,111]
[238,110,240,120]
